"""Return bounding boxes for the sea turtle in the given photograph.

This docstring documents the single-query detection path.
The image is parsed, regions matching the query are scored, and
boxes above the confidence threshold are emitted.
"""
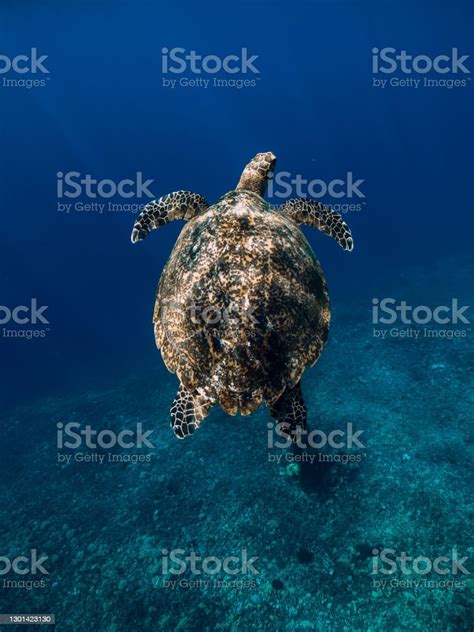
[131,152,353,439]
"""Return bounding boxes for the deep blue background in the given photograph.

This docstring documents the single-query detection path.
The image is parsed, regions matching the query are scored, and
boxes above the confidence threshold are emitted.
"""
[0,0,472,407]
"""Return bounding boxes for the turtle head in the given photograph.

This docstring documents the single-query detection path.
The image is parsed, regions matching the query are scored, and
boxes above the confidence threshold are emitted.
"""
[236,152,276,197]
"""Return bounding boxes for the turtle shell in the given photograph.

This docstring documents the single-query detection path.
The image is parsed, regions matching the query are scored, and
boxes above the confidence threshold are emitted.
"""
[154,190,330,416]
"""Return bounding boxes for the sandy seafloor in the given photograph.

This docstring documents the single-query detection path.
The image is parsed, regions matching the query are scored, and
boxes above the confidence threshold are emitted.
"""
[0,258,472,632]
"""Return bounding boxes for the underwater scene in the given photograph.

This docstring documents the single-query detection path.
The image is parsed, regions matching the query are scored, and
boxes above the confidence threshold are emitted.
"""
[0,1,473,630]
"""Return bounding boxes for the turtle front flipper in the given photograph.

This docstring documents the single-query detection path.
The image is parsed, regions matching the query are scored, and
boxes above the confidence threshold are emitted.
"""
[269,382,307,443]
[279,199,354,251]
[170,385,212,439]
[131,191,209,243]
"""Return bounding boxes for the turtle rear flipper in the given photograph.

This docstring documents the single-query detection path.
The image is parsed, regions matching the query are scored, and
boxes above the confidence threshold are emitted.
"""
[131,191,209,243]
[269,382,307,442]
[279,199,354,251]
[170,386,212,439]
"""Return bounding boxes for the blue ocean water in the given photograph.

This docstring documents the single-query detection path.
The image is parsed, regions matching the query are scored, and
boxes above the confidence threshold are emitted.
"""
[0,1,473,630]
